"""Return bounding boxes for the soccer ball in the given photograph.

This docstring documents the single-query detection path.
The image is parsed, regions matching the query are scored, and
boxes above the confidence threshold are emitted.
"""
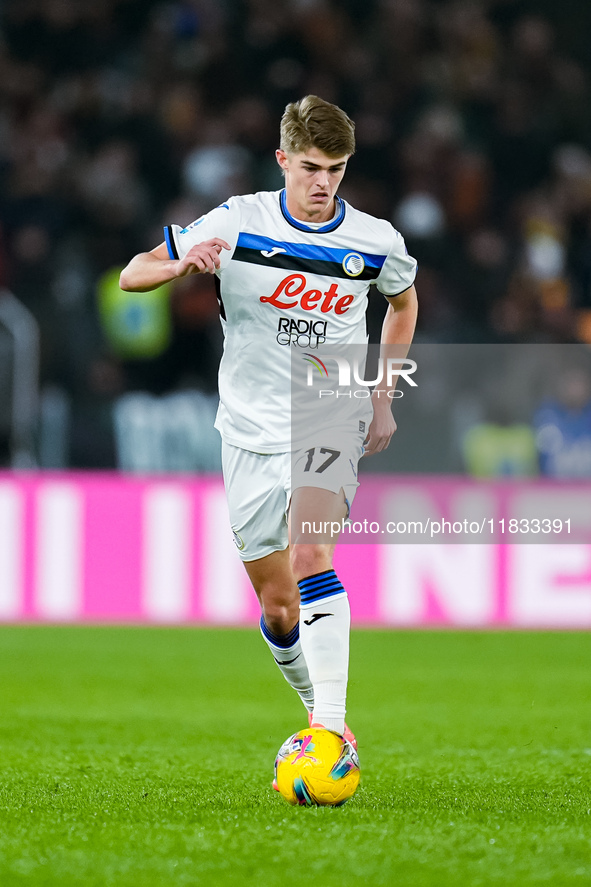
[274,727,360,806]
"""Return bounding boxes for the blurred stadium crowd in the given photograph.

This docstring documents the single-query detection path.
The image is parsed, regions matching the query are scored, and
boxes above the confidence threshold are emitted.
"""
[1,0,591,470]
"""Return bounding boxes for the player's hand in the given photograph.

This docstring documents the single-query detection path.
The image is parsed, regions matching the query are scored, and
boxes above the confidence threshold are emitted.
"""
[175,238,231,277]
[363,394,397,456]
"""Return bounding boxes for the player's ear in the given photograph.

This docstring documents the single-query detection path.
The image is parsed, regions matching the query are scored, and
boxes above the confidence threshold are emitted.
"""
[276,149,289,172]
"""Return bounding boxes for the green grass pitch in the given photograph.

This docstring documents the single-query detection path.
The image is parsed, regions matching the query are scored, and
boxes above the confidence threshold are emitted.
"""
[0,627,589,886]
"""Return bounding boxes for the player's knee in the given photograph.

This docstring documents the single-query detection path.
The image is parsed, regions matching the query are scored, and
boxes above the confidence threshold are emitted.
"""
[258,580,299,635]
[290,544,332,583]
[262,599,299,636]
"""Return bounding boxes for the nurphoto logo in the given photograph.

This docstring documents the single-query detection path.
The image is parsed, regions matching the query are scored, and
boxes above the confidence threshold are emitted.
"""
[303,354,418,399]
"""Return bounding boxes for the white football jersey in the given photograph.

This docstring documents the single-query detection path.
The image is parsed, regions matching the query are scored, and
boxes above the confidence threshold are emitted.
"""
[165,189,417,453]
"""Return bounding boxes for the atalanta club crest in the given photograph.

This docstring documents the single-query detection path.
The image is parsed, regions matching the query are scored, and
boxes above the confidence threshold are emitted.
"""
[232,529,245,550]
[342,253,365,277]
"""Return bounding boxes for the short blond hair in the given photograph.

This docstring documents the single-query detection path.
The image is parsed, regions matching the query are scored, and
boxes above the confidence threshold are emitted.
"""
[280,95,355,157]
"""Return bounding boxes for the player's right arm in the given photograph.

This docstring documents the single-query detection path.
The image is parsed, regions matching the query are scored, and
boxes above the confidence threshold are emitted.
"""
[119,238,231,292]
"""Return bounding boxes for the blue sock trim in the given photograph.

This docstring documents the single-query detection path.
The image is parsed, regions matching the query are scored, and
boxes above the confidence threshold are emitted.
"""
[298,569,346,606]
[260,616,300,649]
[298,569,334,589]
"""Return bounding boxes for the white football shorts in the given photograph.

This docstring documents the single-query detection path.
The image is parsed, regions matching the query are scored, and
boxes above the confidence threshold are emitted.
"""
[222,433,364,561]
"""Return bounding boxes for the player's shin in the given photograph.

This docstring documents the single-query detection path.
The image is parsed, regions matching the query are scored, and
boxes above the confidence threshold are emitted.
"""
[298,570,350,735]
[259,617,314,713]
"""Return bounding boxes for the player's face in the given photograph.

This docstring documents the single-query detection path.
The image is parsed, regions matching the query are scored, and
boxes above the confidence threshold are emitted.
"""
[276,147,350,223]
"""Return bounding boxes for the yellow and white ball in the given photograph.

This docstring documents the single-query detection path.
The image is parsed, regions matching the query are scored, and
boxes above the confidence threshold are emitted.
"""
[274,727,360,806]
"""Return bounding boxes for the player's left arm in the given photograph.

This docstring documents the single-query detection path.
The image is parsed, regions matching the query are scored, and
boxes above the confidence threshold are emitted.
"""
[363,283,418,456]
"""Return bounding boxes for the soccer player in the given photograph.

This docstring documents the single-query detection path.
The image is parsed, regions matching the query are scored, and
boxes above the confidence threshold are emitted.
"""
[120,95,418,752]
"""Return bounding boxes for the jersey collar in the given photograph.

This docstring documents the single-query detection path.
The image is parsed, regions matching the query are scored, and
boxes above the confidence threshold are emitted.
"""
[279,189,346,234]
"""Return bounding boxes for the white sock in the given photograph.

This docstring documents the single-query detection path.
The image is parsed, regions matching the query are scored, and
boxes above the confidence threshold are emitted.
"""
[298,570,350,735]
[259,617,314,712]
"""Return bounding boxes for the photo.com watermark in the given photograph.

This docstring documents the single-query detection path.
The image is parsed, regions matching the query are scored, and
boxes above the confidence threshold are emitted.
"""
[304,354,418,398]
[300,516,573,539]
[290,343,591,545]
